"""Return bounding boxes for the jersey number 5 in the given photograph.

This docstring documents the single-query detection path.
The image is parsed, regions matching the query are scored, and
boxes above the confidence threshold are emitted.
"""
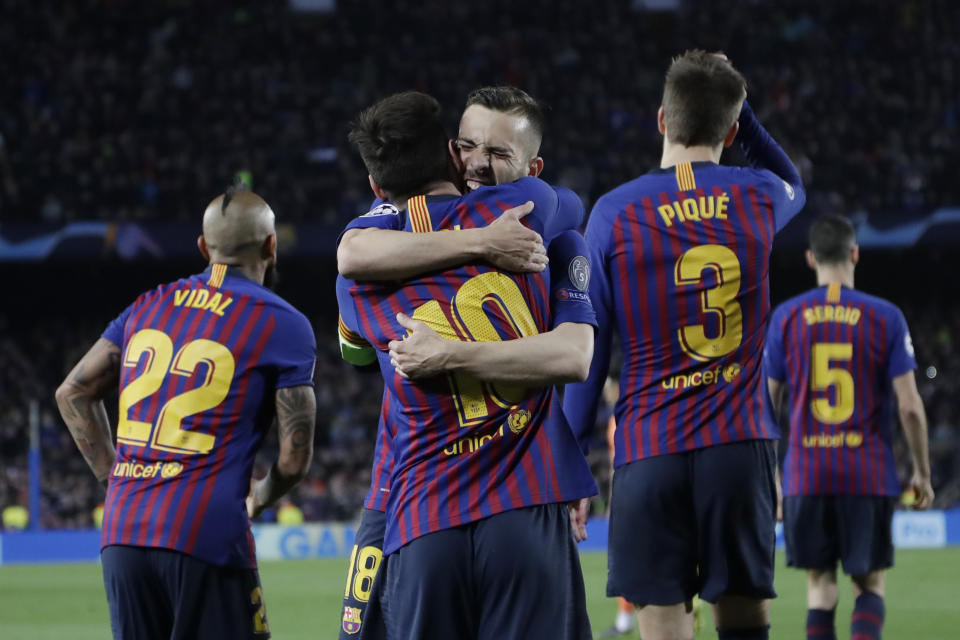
[117,329,236,454]
[674,244,744,361]
[810,343,855,424]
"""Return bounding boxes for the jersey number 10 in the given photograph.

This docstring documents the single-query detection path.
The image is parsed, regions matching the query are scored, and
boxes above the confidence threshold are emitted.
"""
[411,271,537,429]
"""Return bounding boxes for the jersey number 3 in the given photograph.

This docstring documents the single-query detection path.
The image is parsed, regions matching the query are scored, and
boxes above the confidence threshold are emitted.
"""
[674,244,744,361]
[117,329,236,454]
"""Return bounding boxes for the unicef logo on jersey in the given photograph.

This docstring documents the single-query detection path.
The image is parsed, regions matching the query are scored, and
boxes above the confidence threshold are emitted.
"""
[507,409,532,434]
[568,256,590,291]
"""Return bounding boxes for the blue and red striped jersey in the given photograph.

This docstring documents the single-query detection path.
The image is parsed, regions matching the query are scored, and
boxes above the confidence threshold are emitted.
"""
[363,391,393,511]
[765,283,916,496]
[100,264,316,567]
[564,101,806,466]
[337,178,598,554]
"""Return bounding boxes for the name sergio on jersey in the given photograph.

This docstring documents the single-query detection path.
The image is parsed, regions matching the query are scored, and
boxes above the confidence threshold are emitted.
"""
[442,409,532,457]
[112,460,184,479]
[657,193,730,228]
[803,304,862,326]
[661,362,743,391]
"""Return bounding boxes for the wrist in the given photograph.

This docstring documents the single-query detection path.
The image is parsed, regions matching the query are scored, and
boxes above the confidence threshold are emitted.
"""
[463,227,492,261]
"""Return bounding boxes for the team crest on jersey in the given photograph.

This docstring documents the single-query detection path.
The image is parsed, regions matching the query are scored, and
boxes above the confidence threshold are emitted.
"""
[723,363,742,383]
[342,606,362,634]
[845,432,864,448]
[507,409,532,434]
[360,203,400,217]
[568,256,590,291]
[161,462,184,478]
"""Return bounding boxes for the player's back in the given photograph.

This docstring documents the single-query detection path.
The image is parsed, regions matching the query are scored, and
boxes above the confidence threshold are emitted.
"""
[339,178,597,554]
[102,264,316,567]
[767,284,914,496]
[590,161,800,464]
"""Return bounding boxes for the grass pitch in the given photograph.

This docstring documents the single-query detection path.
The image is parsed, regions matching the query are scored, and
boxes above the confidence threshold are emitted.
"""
[1,549,958,639]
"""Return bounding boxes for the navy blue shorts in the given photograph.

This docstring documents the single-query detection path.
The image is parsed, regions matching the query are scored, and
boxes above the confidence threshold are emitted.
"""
[382,503,591,640]
[607,439,778,605]
[783,494,896,575]
[339,508,387,639]
[101,545,269,640]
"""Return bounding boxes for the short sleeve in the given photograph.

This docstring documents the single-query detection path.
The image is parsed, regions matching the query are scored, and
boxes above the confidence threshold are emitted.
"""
[548,230,597,329]
[336,201,404,245]
[272,310,317,388]
[764,307,787,382]
[102,301,136,347]
[886,309,917,379]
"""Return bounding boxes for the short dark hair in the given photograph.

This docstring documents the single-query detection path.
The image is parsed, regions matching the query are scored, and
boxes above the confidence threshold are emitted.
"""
[662,50,747,147]
[348,91,451,199]
[809,214,857,265]
[465,86,545,144]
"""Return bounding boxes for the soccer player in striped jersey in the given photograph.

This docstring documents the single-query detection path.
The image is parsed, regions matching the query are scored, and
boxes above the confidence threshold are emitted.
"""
[55,188,317,640]
[563,51,806,640]
[765,215,933,640]
[335,86,588,640]
[338,91,598,640]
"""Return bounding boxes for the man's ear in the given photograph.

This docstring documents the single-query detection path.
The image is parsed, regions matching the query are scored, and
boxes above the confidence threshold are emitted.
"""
[528,157,544,177]
[805,249,817,271]
[851,244,860,266]
[198,235,210,261]
[448,139,465,176]
[723,120,740,148]
[657,105,667,136]
[262,233,278,261]
[368,175,388,202]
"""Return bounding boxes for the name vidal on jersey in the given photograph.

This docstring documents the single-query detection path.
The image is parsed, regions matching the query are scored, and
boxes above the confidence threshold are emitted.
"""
[173,288,233,316]
[657,194,730,228]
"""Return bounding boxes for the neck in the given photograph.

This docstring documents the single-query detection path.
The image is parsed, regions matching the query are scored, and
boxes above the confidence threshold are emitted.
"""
[660,141,722,168]
[393,180,461,211]
[816,265,854,289]
[211,259,265,285]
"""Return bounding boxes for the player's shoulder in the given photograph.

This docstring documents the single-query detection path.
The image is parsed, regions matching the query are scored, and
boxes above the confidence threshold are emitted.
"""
[471,176,559,206]
[771,287,822,320]
[846,288,905,319]
[730,165,799,201]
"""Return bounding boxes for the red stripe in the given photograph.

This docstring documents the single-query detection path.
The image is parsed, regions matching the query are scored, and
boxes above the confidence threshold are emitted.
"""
[612,213,638,460]
[147,296,241,547]
[108,283,183,546]
[133,286,211,547]
[163,296,255,548]
[852,611,883,627]
[184,310,275,555]
[851,634,877,640]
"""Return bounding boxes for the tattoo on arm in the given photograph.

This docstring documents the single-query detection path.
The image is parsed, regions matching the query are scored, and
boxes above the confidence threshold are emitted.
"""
[55,339,121,483]
[275,385,317,459]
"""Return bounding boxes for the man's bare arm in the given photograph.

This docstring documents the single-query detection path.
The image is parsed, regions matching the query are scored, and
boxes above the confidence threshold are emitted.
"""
[248,385,317,518]
[892,370,934,509]
[389,314,593,386]
[55,338,121,486]
[337,202,546,281]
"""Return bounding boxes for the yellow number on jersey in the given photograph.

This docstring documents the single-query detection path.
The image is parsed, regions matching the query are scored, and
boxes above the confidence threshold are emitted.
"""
[343,544,384,603]
[411,271,539,428]
[117,329,236,454]
[810,343,855,424]
[674,244,744,362]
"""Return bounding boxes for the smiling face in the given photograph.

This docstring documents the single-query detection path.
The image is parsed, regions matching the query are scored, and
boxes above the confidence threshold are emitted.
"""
[456,104,542,190]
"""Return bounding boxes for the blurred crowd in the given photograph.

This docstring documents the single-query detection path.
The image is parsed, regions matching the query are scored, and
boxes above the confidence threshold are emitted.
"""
[1,292,958,530]
[0,0,958,225]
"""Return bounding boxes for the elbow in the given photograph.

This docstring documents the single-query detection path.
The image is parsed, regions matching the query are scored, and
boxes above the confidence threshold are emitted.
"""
[899,404,924,428]
[563,337,594,383]
[337,243,365,279]
[54,380,75,408]
[277,450,313,484]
